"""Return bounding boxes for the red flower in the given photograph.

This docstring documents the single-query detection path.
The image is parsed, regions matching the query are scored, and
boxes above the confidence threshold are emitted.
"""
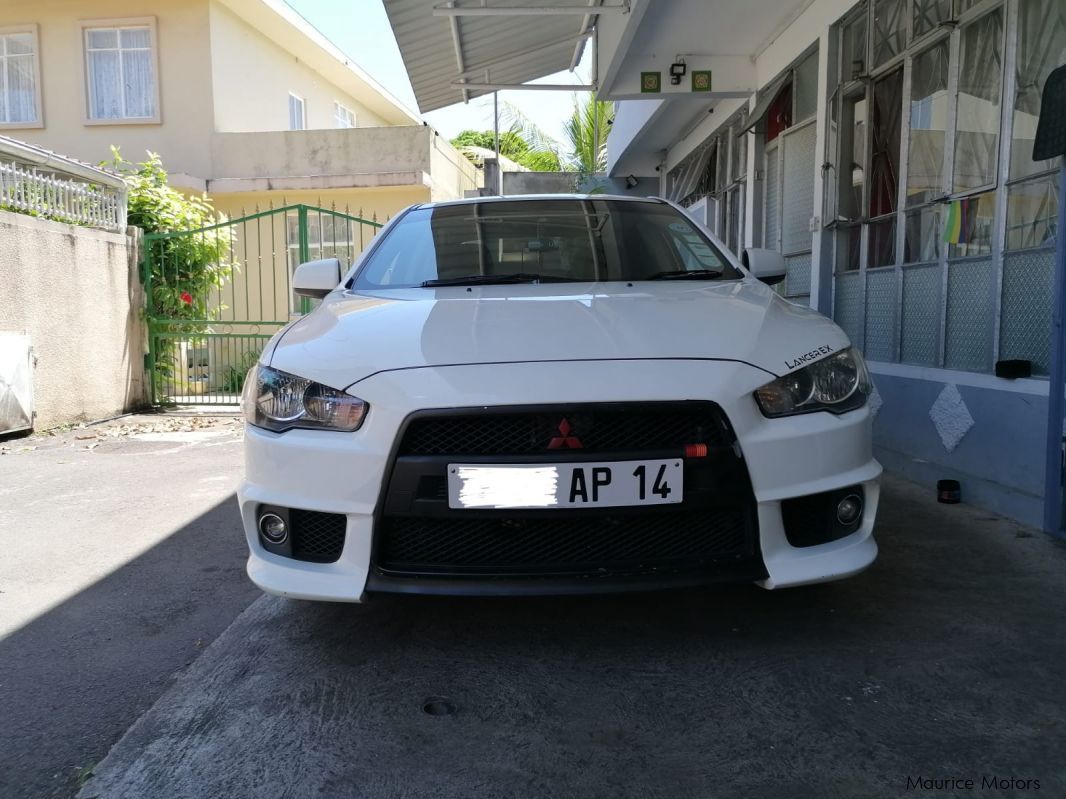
[180,291,193,305]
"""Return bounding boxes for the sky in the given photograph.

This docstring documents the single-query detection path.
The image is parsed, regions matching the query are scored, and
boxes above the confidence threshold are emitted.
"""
[285,0,591,149]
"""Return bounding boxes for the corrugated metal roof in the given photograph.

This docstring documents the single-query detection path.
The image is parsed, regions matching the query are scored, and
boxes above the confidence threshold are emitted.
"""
[383,0,600,112]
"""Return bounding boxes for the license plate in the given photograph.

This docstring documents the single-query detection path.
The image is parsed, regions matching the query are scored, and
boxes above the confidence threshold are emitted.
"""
[446,459,684,510]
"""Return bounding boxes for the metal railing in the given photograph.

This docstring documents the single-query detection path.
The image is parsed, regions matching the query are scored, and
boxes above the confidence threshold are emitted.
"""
[0,135,127,232]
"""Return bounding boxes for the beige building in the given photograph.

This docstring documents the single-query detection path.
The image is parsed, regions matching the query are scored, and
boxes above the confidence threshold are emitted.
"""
[0,0,480,223]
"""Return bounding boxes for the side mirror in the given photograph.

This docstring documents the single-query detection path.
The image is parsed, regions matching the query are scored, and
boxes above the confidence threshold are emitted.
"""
[743,248,787,286]
[293,257,342,299]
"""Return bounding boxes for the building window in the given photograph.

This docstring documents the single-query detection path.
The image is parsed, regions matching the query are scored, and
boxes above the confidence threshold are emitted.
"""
[84,22,157,121]
[872,0,906,69]
[333,102,355,129]
[1010,0,1065,181]
[288,93,306,130]
[0,28,39,126]
[912,0,951,40]
[953,8,1003,193]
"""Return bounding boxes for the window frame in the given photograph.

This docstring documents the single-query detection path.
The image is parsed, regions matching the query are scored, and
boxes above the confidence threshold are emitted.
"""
[333,101,355,129]
[80,17,160,126]
[0,24,43,129]
[288,92,306,131]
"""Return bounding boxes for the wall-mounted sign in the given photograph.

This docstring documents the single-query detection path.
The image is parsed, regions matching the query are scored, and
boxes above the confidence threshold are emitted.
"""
[692,70,713,92]
[640,71,661,93]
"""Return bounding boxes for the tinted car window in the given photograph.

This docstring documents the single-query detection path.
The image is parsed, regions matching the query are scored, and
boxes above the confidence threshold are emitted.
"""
[352,199,740,288]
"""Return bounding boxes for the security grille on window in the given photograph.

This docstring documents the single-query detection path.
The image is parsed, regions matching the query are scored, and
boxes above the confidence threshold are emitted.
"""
[334,102,355,129]
[0,30,39,125]
[288,94,306,131]
[85,25,156,120]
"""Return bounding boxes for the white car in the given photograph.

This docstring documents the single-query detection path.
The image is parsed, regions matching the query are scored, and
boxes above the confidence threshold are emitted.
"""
[238,195,880,602]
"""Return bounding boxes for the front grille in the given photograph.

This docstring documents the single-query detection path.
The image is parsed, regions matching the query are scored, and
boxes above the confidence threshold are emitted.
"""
[376,509,754,577]
[398,403,734,456]
[290,509,346,563]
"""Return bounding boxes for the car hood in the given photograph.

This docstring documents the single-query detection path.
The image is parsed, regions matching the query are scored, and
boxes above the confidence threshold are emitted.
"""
[267,280,851,390]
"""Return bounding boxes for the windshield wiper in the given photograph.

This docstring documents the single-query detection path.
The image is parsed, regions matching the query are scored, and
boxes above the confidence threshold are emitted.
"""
[420,273,583,287]
[644,269,725,280]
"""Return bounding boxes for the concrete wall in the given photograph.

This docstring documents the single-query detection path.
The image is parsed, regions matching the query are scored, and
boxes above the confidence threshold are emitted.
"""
[0,0,217,181]
[0,210,146,430]
[500,172,659,197]
[869,365,1050,528]
[209,126,434,181]
[208,1,388,133]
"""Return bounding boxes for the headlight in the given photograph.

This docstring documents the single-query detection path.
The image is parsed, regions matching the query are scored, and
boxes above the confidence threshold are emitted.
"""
[754,347,871,418]
[241,364,368,432]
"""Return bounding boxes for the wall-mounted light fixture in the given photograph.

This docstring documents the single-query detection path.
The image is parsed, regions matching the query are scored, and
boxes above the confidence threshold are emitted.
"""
[625,175,639,189]
[669,59,687,86]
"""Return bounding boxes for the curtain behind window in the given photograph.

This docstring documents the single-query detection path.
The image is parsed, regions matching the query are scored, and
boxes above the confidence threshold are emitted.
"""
[1011,0,1066,179]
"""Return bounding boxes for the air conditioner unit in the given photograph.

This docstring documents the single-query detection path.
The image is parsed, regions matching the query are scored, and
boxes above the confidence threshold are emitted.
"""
[0,333,33,434]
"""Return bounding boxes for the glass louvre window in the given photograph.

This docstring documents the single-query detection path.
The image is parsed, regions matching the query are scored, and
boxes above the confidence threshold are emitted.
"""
[1011,0,1066,179]
[837,224,862,271]
[869,216,897,267]
[794,50,819,121]
[904,205,941,262]
[907,41,949,206]
[842,11,868,80]
[870,70,902,218]
[872,0,907,68]
[731,125,747,181]
[765,83,793,143]
[953,9,1003,193]
[838,94,867,221]
[85,26,156,120]
[0,32,38,124]
[334,102,355,129]
[288,94,305,130]
[1006,174,1059,251]
[913,0,951,39]
[945,190,995,257]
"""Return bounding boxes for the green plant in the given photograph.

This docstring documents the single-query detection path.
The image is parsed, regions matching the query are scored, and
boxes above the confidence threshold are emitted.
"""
[451,127,562,171]
[220,349,261,394]
[106,148,236,398]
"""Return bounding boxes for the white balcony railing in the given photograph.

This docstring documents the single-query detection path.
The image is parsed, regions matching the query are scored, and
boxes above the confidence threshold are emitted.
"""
[0,136,128,232]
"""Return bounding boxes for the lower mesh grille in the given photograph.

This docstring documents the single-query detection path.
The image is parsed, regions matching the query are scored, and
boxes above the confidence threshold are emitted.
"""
[291,509,346,563]
[376,509,753,577]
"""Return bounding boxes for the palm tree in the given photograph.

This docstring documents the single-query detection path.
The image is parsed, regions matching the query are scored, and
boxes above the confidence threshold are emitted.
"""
[562,94,614,174]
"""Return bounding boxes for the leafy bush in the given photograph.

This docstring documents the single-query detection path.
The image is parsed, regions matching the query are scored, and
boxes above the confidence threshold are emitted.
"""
[107,149,235,398]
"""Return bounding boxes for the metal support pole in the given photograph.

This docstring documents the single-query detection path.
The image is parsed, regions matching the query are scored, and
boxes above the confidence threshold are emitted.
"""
[494,91,502,195]
[1043,162,1066,536]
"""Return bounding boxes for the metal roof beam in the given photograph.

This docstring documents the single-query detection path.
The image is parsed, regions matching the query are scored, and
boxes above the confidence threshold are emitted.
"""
[433,2,628,16]
[457,30,592,77]
[452,81,595,91]
[445,1,469,102]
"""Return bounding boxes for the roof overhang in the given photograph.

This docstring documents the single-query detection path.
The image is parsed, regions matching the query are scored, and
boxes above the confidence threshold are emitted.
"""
[383,0,628,113]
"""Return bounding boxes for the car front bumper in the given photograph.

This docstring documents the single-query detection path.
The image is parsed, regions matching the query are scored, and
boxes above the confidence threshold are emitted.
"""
[237,359,880,601]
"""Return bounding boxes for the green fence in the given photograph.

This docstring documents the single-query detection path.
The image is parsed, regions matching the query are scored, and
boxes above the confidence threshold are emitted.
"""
[142,204,382,405]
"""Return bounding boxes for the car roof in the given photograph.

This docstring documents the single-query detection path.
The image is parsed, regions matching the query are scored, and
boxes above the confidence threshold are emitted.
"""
[411,194,669,211]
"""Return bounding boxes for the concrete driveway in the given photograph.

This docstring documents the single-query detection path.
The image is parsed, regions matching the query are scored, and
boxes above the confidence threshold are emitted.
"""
[0,414,259,799]
[4,415,1066,798]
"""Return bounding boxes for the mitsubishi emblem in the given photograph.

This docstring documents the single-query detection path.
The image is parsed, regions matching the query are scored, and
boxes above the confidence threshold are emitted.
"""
[548,418,583,449]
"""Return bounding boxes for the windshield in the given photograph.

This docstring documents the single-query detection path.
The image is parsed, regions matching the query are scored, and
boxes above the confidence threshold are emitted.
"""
[350,199,741,289]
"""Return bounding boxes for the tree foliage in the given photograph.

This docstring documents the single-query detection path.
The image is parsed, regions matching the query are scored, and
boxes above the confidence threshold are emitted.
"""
[451,128,562,171]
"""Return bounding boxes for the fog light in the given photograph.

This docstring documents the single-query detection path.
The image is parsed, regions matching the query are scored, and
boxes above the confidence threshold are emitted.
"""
[258,512,288,544]
[836,494,863,526]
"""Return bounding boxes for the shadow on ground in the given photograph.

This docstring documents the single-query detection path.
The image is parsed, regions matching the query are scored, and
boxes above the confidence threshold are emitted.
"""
[67,477,1066,799]
[0,495,259,799]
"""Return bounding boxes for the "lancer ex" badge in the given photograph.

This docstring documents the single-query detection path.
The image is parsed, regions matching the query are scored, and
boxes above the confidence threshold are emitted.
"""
[785,344,834,371]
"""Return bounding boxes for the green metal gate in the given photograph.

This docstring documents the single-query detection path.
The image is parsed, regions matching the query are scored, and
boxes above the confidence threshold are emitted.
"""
[142,204,382,405]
